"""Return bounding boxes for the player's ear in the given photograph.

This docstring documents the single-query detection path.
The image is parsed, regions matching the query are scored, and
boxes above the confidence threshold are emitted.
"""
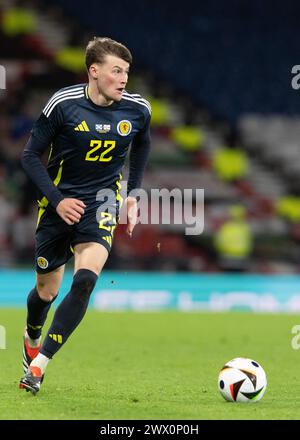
[89,63,98,79]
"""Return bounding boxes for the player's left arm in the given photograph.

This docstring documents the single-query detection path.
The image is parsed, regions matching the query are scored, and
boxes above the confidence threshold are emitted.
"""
[126,111,151,236]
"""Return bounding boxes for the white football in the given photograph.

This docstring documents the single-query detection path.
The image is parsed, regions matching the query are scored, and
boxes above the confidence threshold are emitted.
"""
[218,357,267,403]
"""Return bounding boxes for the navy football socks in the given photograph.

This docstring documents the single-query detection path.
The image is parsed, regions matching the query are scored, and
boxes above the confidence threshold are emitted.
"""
[40,269,98,358]
[26,287,57,340]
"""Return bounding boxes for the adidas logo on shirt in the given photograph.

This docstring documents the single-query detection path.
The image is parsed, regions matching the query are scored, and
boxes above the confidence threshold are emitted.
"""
[74,120,90,131]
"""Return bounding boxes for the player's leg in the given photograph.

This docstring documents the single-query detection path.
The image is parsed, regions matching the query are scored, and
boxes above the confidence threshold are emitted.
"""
[30,243,107,373]
[20,266,65,393]
[20,209,74,393]
[26,266,64,339]
[23,266,64,368]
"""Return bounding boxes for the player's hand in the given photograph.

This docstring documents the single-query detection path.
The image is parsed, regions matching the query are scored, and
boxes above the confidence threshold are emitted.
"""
[56,198,86,225]
[125,196,138,237]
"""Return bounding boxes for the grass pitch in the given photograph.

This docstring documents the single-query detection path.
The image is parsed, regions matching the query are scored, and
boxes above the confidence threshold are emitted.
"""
[0,309,300,420]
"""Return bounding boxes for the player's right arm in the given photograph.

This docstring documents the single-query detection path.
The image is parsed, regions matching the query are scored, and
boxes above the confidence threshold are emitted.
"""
[21,95,85,225]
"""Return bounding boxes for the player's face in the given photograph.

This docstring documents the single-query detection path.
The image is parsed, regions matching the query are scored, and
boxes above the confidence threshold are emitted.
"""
[94,55,129,103]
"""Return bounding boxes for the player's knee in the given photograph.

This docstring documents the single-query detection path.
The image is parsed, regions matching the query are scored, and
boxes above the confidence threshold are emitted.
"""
[71,268,98,300]
[36,280,59,302]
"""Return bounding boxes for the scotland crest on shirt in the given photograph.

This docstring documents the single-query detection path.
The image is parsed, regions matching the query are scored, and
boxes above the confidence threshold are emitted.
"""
[117,120,132,136]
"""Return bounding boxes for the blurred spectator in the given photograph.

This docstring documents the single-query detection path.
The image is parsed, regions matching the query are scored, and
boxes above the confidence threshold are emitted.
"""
[213,205,253,272]
[148,96,171,127]
[275,195,300,224]
[171,124,204,154]
[10,101,34,140]
[0,165,15,264]
[1,5,37,37]
[212,144,249,182]
[54,46,85,73]
[11,204,36,263]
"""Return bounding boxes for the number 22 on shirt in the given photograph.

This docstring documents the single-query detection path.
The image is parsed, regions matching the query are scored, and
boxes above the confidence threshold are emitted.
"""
[85,140,116,162]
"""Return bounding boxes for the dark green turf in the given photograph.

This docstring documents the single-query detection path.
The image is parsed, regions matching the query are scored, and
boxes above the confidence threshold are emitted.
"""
[0,309,299,419]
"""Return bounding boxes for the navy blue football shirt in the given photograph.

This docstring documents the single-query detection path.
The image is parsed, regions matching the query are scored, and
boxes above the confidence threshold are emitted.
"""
[22,84,151,209]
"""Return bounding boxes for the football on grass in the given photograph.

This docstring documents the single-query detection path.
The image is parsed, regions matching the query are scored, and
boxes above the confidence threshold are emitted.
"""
[218,357,267,403]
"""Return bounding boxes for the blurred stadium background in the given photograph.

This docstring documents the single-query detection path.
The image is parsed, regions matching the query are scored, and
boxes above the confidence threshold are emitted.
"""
[1,0,300,312]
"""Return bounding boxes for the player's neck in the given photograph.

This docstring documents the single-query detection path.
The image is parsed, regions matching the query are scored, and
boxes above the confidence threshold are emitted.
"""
[87,83,114,107]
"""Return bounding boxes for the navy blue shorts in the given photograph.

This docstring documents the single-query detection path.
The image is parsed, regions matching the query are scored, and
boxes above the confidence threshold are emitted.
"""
[35,193,121,274]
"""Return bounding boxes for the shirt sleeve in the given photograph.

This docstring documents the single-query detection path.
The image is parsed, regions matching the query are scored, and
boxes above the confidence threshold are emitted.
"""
[31,97,63,143]
[127,111,151,196]
[21,101,65,209]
